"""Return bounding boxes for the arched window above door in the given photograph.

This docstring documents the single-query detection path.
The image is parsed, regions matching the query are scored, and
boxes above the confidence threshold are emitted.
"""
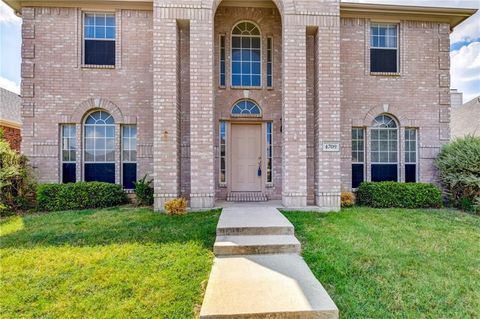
[231,100,262,117]
[231,21,261,87]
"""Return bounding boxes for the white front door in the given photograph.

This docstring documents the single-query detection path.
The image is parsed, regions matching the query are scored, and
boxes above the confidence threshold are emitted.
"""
[231,124,262,192]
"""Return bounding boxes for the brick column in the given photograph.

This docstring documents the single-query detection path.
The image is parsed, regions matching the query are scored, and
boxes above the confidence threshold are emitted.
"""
[189,16,215,209]
[282,24,308,207]
[314,20,341,211]
[153,16,181,211]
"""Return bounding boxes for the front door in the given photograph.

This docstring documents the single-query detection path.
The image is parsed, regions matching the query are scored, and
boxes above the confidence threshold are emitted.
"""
[231,124,262,191]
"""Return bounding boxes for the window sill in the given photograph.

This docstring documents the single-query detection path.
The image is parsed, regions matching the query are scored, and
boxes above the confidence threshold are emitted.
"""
[266,183,274,188]
[219,183,227,188]
[81,64,115,69]
[370,72,400,76]
[231,86,262,90]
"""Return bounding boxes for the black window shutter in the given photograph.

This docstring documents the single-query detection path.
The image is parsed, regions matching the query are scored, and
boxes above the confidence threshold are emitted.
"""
[85,40,115,66]
[370,49,397,72]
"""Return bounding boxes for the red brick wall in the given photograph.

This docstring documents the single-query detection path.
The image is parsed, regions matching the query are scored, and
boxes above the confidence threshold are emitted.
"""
[1,125,21,152]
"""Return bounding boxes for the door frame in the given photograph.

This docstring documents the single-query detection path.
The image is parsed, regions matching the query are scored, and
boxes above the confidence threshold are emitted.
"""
[227,120,268,193]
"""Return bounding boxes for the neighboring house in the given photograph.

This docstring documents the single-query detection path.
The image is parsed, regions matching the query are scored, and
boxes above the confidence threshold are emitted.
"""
[451,96,480,138]
[4,0,476,211]
[0,87,22,151]
[450,89,463,109]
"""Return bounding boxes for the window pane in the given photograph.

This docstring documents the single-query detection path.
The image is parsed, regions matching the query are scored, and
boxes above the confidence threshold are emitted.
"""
[106,15,115,26]
[95,15,106,25]
[106,27,115,39]
[95,26,105,38]
[85,14,95,25]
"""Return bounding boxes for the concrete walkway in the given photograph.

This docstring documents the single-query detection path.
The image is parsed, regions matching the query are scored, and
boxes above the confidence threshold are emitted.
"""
[200,206,338,319]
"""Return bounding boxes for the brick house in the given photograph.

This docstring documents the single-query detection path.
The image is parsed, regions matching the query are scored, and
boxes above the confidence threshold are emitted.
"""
[4,0,475,211]
[0,87,22,152]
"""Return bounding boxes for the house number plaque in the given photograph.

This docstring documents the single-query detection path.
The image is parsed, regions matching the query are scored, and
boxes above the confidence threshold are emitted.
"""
[322,142,340,152]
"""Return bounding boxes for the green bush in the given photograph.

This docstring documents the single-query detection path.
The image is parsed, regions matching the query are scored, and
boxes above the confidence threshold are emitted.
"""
[0,131,36,215]
[436,136,480,213]
[37,182,128,212]
[357,182,442,208]
[134,175,154,206]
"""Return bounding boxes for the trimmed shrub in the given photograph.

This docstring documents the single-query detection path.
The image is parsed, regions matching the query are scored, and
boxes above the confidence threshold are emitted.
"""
[341,192,355,208]
[37,182,128,212]
[357,182,442,208]
[164,198,188,215]
[436,136,480,213]
[134,175,154,206]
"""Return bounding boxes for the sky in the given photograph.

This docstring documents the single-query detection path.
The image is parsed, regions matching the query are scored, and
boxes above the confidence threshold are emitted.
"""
[0,0,479,102]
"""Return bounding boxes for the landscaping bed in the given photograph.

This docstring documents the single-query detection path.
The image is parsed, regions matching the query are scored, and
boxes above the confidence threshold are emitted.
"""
[284,207,480,318]
[0,207,220,318]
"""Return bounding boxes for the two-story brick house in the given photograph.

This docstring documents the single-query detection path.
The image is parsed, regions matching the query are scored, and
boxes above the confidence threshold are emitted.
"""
[4,0,475,211]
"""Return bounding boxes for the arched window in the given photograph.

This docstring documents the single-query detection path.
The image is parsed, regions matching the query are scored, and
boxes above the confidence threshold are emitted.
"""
[84,110,116,183]
[231,21,261,87]
[231,100,262,117]
[371,114,398,182]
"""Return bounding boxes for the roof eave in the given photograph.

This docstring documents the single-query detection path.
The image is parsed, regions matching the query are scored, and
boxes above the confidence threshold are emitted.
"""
[340,2,477,29]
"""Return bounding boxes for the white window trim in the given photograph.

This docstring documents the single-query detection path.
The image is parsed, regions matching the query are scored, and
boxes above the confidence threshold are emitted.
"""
[81,11,117,67]
[266,36,273,89]
[266,122,273,184]
[230,20,263,89]
[351,127,365,165]
[83,111,116,165]
[369,22,400,74]
[404,127,419,181]
[370,115,400,181]
[219,34,226,88]
[219,121,227,185]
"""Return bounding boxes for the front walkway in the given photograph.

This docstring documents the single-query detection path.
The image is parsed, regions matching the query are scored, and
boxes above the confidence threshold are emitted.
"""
[200,205,338,318]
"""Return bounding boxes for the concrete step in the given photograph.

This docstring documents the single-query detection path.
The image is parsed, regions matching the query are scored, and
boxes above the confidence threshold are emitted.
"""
[214,235,301,255]
[217,207,295,236]
[227,192,268,202]
[200,254,339,319]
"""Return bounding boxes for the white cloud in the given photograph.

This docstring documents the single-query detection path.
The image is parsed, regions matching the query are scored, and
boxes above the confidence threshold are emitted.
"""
[451,11,480,43]
[0,1,21,24]
[451,41,480,102]
[0,76,20,94]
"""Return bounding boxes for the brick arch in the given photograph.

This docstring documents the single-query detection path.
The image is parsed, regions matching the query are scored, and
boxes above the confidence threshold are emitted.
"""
[70,98,125,124]
[363,105,411,127]
[212,0,285,17]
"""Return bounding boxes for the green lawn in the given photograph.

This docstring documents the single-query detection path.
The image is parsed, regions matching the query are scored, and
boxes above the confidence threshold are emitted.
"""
[0,207,220,319]
[284,207,480,318]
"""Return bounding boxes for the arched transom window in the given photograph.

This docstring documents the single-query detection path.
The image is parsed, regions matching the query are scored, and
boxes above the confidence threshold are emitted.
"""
[370,114,398,182]
[232,21,261,87]
[231,100,262,117]
[84,110,116,183]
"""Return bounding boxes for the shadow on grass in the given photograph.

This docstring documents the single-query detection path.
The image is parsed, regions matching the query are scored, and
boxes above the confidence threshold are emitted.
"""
[0,206,221,250]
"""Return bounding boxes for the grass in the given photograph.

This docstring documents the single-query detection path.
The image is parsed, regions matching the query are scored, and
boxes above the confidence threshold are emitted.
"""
[284,207,480,318]
[0,206,220,319]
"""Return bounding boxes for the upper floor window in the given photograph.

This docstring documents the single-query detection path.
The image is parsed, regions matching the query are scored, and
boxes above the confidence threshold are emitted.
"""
[231,22,261,87]
[266,37,273,88]
[370,23,398,73]
[219,35,226,87]
[84,12,116,66]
